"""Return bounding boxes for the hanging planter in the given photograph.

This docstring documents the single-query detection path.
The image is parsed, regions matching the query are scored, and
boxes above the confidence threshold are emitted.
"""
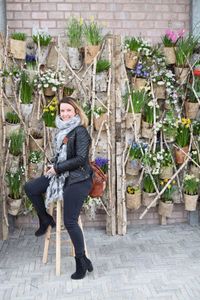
[160,165,173,179]
[29,134,43,151]
[67,47,83,70]
[37,45,50,65]
[44,86,56,97]
[184,194,198,211]
[132,77,147,90]
[124,51,138,69]
[163,47,176,65]
[142,191,157,207]
[141,120,153,139]
[93,113,107,131]
[7,196,22,216]
[126,186,141,210]
[174,67,189,85]
[126,159,141,176]
[175,145,189,164]
[10,39,26,60]
[84,45,100,65]
[185,101,199,120]
[126,113,141,135]
[158,200,174,217]
[153,83,166,99]
[7,154,20,173]
[189,164,200,178]
[4,76,14,97]
[28,162,43,179]
[5,116,21,137]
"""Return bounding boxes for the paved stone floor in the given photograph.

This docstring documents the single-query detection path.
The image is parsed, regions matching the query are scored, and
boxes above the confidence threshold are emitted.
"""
[1,224,200,300]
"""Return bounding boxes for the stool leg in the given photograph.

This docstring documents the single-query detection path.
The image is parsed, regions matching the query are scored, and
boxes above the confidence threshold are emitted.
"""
[56,201,61,276]
[42,203,54,264]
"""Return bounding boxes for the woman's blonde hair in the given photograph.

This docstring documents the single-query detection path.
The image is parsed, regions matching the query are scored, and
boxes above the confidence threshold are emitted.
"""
[58,97,88,128]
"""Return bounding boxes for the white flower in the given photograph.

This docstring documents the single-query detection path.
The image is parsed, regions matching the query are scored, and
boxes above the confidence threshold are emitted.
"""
[52,86,57,92]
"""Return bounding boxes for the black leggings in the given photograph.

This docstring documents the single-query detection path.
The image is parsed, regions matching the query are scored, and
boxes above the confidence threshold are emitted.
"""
[24,175,92,257]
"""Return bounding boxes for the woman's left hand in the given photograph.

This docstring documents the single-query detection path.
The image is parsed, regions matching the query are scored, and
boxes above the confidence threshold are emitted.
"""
[45,166,56,176]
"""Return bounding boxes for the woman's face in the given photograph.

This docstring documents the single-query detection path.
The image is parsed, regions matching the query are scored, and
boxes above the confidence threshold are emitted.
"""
[60,103,76,121]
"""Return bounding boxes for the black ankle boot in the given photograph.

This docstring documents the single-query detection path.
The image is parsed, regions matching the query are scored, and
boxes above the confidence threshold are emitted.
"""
[35,214,56,237]
[71,254,93,280]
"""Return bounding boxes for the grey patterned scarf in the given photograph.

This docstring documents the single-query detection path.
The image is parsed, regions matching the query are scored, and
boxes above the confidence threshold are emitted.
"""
[45,114,81,208]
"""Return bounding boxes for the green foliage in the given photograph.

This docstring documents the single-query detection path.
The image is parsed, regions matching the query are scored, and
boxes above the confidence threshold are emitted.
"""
[9,130,24,156]
[162,111,177,138]
[124,37,142,52]
[6,170,22,199]
[66,17,83,48]
[127,185,141,194]
[175,118,191,147]
[83,20,103,45]
[28,151,43,164]
[125,89,149,113]
[186,78,200,103]
[42,97,58,127]
[175,35,199,67]
[6,112,20,124]
[183,174,200,195]
[129,143,144,160]
[96,59,111,73]
[192,120,200,136]
[20,71,33,104]
[11,32,26,41]
[160,179,176,202]
[32,32,52,46]
[143,174,156,193]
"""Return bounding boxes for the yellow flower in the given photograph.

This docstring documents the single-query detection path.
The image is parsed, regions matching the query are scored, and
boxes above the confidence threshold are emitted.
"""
[172,180,176,185]
[160,181,164,186]
[49,105,55,111]
[167,184,171,189]
[181,118,187,125]
[164,178,168,183]
[185,124,190,128]
[186,118,191,125]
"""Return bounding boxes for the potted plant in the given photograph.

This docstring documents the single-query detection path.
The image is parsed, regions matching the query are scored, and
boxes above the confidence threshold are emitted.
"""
[95,59,111,92]
[29,130,43,151]
[6,169,22,216]
[42,97,58,128]
[124,37,141,69]
[131,62,149,90]
[5,111,21,137]
[185,78,200,119]
[159,149,174,179]
[161,29,184,65]
[8,130,24,173]
[83,196,103,220]
[33,30,52,65]
[94,157,108,174]
[183,174,200,211]
[93,106,107,131]
[158,179,176,218]
[10,32,27,60]
[175,34,199,84]
[126,185,141,210]
[125,89,148,133]
[142,173,157,207]
[141,100,158,139]
[162,111,177,143]
[189,150,200,178]
[175,118,191,164]
[192,120,200,149]
[34,69,66,96]
[28,150,43,179]
[66,17,83,70]
[126,142,145,176]
[20,70,34,119]
[83,18,103,64]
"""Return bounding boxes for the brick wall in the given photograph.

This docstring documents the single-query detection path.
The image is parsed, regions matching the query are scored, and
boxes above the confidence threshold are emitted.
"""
[6,0,191,43]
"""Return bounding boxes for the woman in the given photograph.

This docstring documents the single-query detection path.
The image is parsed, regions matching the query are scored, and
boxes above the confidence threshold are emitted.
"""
[24,97,93,280]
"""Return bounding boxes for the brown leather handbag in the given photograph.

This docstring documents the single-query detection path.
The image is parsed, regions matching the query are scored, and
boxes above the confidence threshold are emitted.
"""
[89,161,107,198]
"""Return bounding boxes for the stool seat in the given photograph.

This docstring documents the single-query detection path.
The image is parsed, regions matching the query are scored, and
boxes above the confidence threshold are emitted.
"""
[42,201,87,276]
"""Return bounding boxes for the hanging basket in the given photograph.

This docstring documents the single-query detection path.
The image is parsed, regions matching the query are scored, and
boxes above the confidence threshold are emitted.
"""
[184,193,198,211]
[185,101,199,120]
[5,76,14,97]
[7,153,20,173]
[160,165,173,179]
[124,51,138,69]
[95,71,108,92]
[153,83,166,99]
[142,191,157,207]
[44,87,56,97]
[93,113,107,131]
[7,196,22,216]
[28,162,43,179]
[163,133,175,143]
[125,112,141,135]
[37,45,50,65]
[141,120,153,139]
[29,136,43,151]
[67,47,83,70]
[6,122,21,138]
[163,47,176,65]
[132,78,147,90]
[126,159,141,176]
[189,164,200,178]
[84,45,100,65]
[10,39,26,60]
[158,200,174,217]
[126,191,141,210]
[174,67,189,85]
[175,145,189,164]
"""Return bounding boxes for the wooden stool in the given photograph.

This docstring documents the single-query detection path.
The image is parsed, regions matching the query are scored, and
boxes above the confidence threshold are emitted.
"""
[42,201,87,276]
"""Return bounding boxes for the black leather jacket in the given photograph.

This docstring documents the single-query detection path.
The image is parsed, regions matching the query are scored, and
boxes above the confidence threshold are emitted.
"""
[53,126,92,185]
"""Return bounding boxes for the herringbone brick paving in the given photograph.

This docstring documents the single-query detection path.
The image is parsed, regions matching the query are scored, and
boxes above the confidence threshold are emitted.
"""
[1,224,200,300]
